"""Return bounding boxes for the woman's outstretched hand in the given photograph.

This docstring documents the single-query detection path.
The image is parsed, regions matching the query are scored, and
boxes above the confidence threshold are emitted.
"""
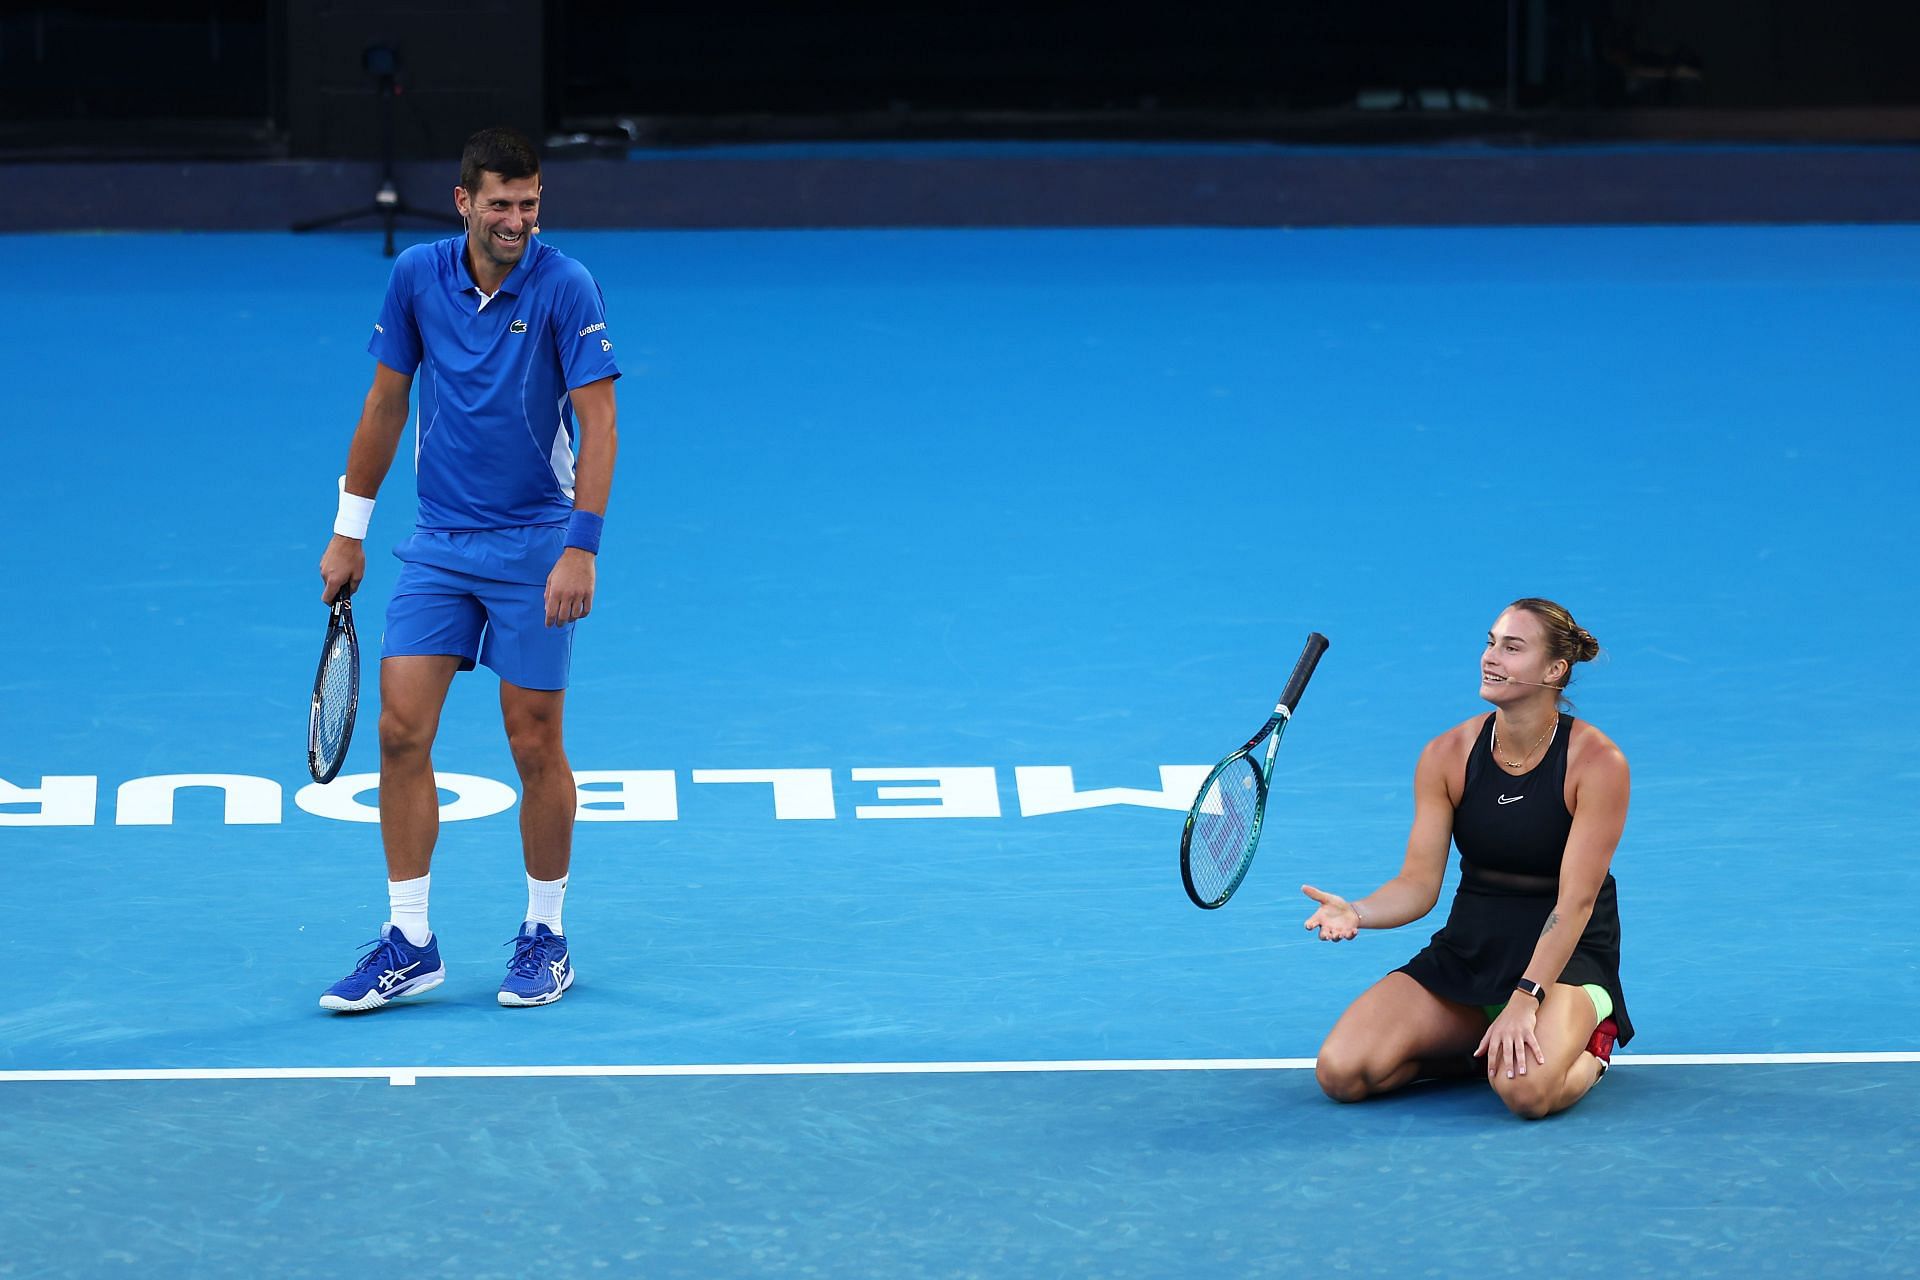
[1302,885,1362,941]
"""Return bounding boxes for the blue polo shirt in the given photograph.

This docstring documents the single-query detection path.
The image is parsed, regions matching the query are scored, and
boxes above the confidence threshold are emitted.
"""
[368,234,620,538]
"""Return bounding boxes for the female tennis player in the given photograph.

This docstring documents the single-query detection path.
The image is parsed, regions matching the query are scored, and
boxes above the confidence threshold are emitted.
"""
[1303,598,1631,1119]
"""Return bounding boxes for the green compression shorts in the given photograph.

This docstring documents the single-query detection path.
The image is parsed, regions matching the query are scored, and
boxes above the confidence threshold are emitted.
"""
[1482,982,1613,1023]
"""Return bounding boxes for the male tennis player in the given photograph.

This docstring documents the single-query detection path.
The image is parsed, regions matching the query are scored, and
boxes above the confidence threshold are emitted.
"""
[315,126,619,1011]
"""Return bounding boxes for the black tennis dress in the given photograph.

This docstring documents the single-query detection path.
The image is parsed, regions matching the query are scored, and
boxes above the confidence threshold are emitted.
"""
[1396,713,1633,1045]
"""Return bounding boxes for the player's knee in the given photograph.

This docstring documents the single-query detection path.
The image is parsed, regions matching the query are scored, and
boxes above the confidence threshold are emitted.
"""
[1493,1073,1555,1120]
[378,708,434,760]
[1314,1049,1371,1103]
[505,720,565,773]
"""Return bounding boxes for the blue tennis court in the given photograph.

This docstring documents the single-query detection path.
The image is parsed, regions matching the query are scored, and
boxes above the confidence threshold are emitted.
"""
[4,223,1917,1276]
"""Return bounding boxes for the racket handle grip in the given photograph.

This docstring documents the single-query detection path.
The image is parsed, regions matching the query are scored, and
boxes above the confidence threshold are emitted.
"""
[1278,632,1330,716]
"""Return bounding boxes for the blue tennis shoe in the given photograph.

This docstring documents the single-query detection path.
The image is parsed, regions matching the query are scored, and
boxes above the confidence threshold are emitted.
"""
[498,921,574,1007]
[319,924,445,1012]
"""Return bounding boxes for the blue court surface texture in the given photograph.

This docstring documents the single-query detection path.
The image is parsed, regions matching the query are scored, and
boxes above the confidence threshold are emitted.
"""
[4,224,1918,1278]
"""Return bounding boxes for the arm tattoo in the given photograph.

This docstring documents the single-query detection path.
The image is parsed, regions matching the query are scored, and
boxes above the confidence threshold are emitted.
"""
[1540,911,1560,938]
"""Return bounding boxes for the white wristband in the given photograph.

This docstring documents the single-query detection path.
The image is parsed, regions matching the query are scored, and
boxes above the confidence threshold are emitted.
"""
[334,475,375,540]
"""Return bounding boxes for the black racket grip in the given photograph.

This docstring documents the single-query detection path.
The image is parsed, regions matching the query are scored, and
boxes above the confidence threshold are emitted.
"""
[1278,632,1330,716]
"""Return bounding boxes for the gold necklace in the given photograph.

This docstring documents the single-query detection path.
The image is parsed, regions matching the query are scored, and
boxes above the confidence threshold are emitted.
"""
[1493,715,1557,769]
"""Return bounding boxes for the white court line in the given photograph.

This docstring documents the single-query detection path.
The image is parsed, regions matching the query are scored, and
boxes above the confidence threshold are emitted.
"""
[2,1052,1916,1086]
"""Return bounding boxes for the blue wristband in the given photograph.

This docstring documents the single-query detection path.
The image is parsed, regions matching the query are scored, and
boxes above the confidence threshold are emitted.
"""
[564,509,604,554]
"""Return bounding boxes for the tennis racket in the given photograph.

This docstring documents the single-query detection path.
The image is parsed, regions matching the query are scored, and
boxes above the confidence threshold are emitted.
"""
[307,592,360,784]
[1180,632,1330,909]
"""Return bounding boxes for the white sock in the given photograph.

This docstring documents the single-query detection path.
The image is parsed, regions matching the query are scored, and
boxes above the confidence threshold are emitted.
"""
[387,874,431,947]
[526,873,568,935]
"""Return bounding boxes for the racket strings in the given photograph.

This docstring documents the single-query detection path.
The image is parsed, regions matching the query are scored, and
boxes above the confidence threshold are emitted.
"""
[1190,757,1261,898]
[313,634,356,766]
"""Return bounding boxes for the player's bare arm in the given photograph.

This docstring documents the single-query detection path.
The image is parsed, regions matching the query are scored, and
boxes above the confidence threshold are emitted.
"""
[1494,729,1629,1001]
[544,375,618,627]
[319,362,414,603]
[1525,728,1629,978]
[1304,720,1471,940]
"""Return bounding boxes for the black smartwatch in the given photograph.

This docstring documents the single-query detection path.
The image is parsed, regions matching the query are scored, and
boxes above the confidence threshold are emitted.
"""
[1513,978,1546,1004]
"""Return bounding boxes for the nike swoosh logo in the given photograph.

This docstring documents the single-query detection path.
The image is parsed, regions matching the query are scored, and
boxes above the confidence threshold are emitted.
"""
[1496,794,1524,805]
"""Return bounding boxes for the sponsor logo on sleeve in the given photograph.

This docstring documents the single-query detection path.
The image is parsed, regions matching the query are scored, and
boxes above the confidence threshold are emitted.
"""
[578,322,606,338]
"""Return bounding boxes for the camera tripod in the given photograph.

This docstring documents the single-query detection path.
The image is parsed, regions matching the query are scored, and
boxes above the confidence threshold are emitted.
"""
[293,46,460,257]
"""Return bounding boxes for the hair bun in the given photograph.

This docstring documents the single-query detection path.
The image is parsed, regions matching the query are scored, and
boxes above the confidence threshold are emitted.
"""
[1574,628,1601,662]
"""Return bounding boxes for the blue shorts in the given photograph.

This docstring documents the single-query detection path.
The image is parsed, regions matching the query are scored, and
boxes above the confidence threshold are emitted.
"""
[382,528,574,691]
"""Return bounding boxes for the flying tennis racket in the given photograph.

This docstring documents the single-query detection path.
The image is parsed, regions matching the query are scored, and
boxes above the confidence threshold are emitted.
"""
[307,591,360,784]
[1180,632,1330,909]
